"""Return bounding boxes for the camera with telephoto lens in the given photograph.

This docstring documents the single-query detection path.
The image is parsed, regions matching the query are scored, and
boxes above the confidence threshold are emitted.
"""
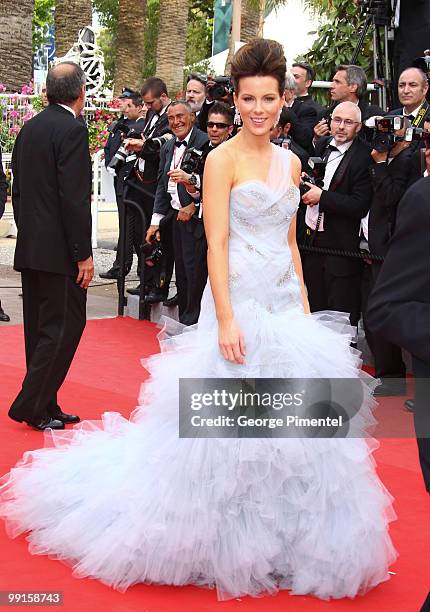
[299,157,326,196]
[107,127,143,173]
[140,133,173,161]
[180,147,205,175]
[208,76,234,100]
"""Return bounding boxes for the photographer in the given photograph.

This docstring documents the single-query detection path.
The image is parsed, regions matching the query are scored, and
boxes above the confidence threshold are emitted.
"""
[120,78,172,296]
[185,73,207,114]
[146,101,208,325]
[100,92,147,280]
[0,145,9,322]
[314,65,382,144]
[362,115,423,396]
[301,101,373,329]
[270,107,310,171]
[197,75,235,132]
[285,70,321,152]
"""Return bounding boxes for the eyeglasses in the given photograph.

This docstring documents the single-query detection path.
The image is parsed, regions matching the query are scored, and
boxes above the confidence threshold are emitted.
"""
[207,121,230,129]
[331,116,360,127]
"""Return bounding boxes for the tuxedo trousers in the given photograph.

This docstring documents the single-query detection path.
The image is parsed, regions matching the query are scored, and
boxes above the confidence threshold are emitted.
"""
[172,212,208,326]
[9,270,86,424]
[362,262,406,381]
[412,356,430,493]
[302,251,362,327]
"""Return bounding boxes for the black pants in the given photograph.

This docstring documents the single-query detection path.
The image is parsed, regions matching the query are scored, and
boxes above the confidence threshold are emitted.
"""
[362,262,406,380]
[302,252,362,327]
[412,356,430,493]
[9,270,87,424]
[172,212,208,326]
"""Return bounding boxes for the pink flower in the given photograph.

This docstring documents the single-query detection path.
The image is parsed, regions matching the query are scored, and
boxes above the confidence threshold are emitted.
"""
[9,125,20,135]
[9,110,19,119]
[0,83,6,93]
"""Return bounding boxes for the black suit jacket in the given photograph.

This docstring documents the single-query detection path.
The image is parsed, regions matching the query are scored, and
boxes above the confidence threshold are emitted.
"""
[153,126,209,218]
[367,177,430,365]
[368,147,419,256]
[11,104,92,276]
[313,136,373,275]
[289,98,320,151]
[0,147,7,218]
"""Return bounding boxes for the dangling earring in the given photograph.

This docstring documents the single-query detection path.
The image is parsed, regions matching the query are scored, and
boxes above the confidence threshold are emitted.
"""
[234,106,241,126]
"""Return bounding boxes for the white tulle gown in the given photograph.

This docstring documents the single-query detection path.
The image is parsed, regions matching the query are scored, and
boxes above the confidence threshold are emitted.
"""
[0,146,396,601]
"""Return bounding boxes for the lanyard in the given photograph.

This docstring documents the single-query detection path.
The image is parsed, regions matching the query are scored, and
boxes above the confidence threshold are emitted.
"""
[172,145,186,169]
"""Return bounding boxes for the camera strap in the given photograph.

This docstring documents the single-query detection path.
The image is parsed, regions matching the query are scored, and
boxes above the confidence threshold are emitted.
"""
[412,102,429,128]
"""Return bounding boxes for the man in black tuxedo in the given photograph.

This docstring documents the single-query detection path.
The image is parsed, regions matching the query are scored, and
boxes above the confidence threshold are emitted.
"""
[314,65,382,145]
[291,62,324,150]
[0,145,10,322]
[284,71,319,152]
[362,126,422,396]
[100,91,147,279]
[146,101,208,325]
[9,62,93,431]
[301,101,373,328]
[125,77,172,298]
[367,176,430,493]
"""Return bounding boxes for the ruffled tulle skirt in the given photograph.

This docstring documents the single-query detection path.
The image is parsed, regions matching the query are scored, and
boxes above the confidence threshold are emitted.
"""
[0,294,397,601]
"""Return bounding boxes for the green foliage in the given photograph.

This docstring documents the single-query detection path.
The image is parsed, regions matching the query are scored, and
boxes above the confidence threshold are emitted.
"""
[185,4,214,69]
[142,0,160,79]
[97,28,116,88]
[33,0,55,51]
[300,0,373,105]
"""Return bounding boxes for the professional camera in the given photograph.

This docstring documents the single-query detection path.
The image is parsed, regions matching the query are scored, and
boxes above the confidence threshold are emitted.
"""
[107,127,143,173]
[208,76,234,100]
[108,119,130,137]
[370,115,405,152]
[272,135,291,149]
[180,146,205,175]
[140,133,172,162]
[299,157,326,196]
[144,238,164,268]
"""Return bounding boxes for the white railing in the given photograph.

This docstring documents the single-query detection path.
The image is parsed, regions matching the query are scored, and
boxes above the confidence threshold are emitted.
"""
[1,151,117,247]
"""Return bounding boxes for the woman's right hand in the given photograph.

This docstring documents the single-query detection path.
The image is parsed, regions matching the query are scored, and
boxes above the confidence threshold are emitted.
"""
[218,318,246,365]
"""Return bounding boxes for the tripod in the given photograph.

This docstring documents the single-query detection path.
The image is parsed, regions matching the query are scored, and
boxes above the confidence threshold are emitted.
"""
[351,1,396,111]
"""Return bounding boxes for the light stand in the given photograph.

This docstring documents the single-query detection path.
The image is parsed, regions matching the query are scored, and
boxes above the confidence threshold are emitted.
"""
[351,0,395,110]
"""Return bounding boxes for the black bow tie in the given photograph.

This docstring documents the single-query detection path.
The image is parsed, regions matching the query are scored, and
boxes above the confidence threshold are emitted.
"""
[327,143,339,152]
[405,114,415,121]
[175,140,187,147]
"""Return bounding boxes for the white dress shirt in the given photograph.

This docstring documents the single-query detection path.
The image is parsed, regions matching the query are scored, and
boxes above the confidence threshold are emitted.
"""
[305,139,353,231]
[151,131,192,226]
[57,103,76,118]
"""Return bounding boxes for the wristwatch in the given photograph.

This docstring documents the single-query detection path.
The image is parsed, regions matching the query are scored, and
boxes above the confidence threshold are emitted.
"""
[188,173,198,186]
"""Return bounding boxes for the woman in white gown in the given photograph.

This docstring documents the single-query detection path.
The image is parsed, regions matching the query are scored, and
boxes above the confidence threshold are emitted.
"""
[0,39,396,601]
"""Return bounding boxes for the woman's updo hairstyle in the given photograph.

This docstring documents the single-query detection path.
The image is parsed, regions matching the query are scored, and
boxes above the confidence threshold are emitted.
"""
[230,38,286,97]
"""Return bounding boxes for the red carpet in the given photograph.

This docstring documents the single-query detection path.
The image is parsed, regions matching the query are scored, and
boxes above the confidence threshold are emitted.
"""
[0,317,429,612]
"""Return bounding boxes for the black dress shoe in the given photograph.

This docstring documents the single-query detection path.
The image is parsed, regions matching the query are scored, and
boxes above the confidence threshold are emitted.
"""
[163,294,178,307]
[374,381,407,397]
[144,290,168,304]
[0,309,10,322]
[8,412,65,430]
[99,268,119,280]
[50,410,80,424]
[126,284,140,296]
[404,399,414,413]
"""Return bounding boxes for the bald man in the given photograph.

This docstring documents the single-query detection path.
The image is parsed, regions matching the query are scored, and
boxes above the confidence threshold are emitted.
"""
[392,67,430,127]
[301,101,373,330]
[9,62,93,431]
